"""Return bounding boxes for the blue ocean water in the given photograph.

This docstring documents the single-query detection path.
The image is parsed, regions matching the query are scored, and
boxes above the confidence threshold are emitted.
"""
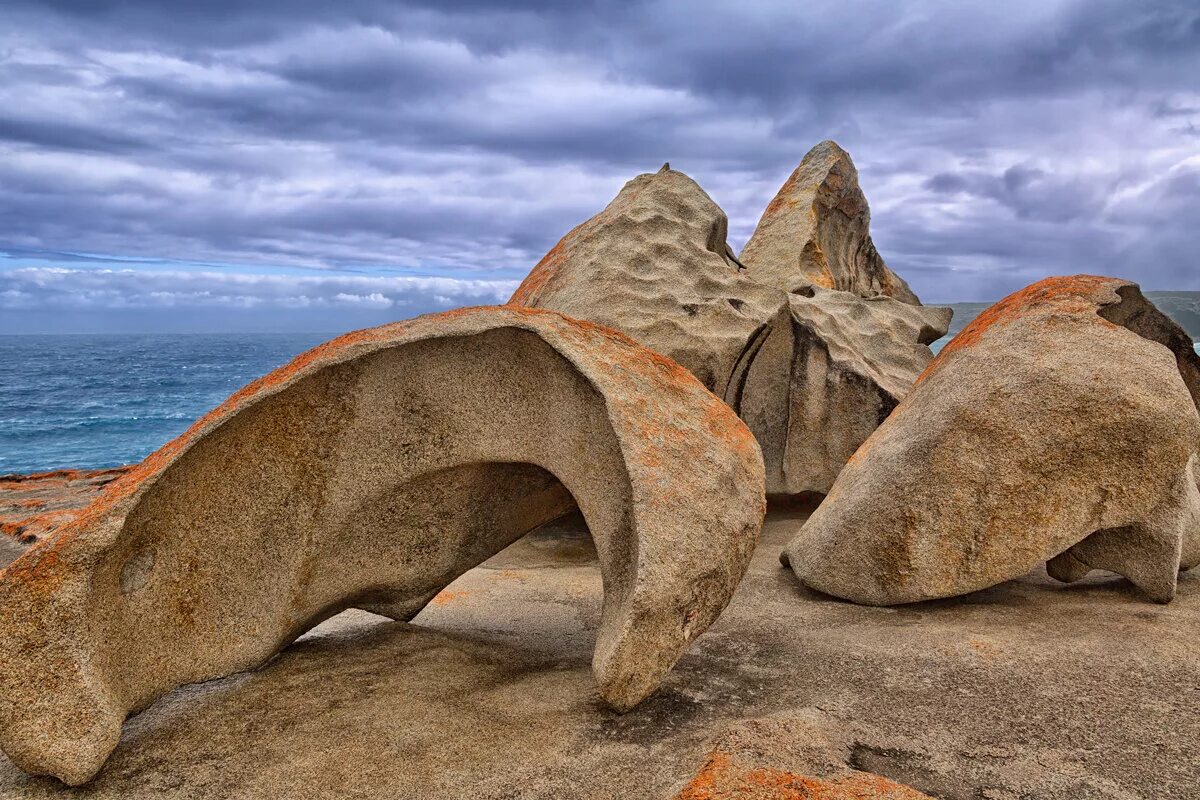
[0,333,329,474]
[1,332,1198,475]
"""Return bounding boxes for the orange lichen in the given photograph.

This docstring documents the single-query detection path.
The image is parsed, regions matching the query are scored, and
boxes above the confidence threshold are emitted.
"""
[675,750,934,800]
[430,589,471,607]
[507,215,597,307]
[915,275,1120,387]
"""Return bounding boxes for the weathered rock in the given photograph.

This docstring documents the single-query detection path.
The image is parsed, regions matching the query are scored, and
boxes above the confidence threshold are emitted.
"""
[0,306,765,785]
[509,164,791,396]
[783,275,1200,605]
[740,140,923,305]
[0,468,132,569]
[509,160,948,498]
[673,715,936,799]
[737,286,952,496]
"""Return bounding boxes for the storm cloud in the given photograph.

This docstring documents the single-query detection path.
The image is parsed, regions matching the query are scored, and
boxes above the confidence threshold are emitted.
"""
[1,0,1197,330]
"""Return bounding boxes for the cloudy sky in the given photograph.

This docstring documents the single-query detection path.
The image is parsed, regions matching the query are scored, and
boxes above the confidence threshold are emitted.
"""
[1,0,1197,333]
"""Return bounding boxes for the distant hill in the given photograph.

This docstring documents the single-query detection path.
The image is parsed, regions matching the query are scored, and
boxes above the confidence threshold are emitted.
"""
[941,291,1200,344]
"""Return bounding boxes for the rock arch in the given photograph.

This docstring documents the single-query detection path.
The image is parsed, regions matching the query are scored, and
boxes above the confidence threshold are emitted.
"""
[0,306,765,785]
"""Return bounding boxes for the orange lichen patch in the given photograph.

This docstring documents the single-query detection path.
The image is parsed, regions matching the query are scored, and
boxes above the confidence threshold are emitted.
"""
[430,589,471,607]
[675,750,934,800]
[1,510,83,544]
[968,639,999,660]
[915,275,1121,387]
[12,499,47,510]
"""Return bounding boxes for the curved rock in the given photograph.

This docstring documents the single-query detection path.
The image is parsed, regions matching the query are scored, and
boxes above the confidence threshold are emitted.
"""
[782,275,1200,605]
[0,306,765,785]
[740,140,923,305]
[509,163,790,396]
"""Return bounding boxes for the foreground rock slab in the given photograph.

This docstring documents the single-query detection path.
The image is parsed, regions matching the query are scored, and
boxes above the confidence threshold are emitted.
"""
[2,509,1196,798]
[784,275,1200,605]
[0,306,765,786]
[739,140,922,305]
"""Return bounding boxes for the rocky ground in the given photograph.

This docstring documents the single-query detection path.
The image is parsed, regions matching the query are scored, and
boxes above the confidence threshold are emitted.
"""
[1,502,1196,799]
[0,468,131,569]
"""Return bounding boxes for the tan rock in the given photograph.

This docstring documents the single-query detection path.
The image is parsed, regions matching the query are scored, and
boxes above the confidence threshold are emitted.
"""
[509,159,949,499]
[509,164,790,396]
[783,275,1200,605]
[738,286,952,496]
[740,140,923,305]
[0,306,765,785]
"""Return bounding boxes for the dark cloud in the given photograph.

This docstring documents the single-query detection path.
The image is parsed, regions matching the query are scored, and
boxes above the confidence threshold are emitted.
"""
[0,0,1196,325]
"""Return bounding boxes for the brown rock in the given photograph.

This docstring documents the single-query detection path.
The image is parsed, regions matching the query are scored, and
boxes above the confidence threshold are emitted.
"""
[738,286,952,496]
[783,275,1200,605]
[740,140,923,305]
[0,306,765,785]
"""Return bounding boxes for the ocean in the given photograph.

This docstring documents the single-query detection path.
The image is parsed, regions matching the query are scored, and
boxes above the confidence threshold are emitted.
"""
[0,333,329,474]
[2,328,1198,475]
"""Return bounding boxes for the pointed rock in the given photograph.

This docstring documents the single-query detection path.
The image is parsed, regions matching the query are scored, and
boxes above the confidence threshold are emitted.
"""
[783,276,1200,604]
[740,140,924,306]
[510,163,951,498]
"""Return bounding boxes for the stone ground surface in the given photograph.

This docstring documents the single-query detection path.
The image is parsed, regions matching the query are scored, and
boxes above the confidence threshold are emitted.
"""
[1,507,1197,799]
[0,468,130,568]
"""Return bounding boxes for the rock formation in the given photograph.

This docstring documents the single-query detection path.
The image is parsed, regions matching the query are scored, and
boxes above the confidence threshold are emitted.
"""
[782,275,1200,605]
[510,153,950,498]
[0,306,765,785]
[509,164,790,395]
[738,287,951,495]
[739,140,921,304]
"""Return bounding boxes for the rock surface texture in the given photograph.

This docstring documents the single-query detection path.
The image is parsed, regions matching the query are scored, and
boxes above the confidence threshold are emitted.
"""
[0,306,765,786]
[509,164,789,396]
[742,287,951,496]
[783,275,1200,605]
[739,140,921,304]
[510,153,951,498]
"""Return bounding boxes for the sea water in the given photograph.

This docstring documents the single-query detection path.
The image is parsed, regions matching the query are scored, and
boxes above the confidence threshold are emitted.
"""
[0,333,328,474]
[1,332,1197,475]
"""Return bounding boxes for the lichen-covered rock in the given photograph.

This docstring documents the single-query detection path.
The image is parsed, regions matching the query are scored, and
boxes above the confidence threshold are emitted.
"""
[783,275,1200,605]
[739,287,951,496]
[740,140,923,305]
[509,164,790,395]
[0,306,765,785]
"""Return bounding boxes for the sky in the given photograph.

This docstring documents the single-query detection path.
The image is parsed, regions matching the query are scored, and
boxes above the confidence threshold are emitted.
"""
[1,0,1198,333]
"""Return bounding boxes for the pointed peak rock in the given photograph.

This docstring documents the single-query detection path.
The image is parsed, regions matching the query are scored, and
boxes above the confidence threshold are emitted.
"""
[740,141,924,308]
